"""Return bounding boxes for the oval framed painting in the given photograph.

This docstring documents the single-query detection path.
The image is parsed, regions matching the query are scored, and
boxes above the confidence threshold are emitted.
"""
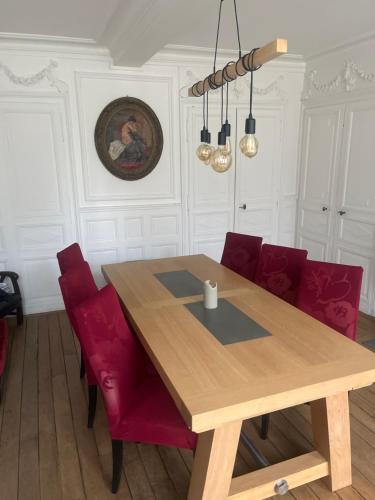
[94,97,163,181]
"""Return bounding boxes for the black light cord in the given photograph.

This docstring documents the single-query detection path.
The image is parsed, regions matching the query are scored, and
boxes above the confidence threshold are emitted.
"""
[226,81,229,122]
[202,92,206,129]
[250,51,254,116]
[233,0,242,58]
[213,0,224,73]
[221,84,224,124]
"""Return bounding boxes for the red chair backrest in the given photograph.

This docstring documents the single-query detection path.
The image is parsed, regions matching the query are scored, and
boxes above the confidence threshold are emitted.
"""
[58,261,98,335]
[73,284,147,425]
[221,232,263,281]
[296,260,363,341]
[57,243,84,274]
[255,244,308,304]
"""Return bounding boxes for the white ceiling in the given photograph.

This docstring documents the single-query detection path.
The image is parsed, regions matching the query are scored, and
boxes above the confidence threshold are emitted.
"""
[0,0,120,40]
[1,0,375,63]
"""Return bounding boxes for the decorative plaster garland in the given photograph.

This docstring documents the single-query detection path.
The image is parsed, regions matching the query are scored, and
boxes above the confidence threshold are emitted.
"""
[303,60,375,99]
[0,59,67,93]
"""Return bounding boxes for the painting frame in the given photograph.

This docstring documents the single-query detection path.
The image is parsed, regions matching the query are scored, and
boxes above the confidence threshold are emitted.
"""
[94,97,163,181]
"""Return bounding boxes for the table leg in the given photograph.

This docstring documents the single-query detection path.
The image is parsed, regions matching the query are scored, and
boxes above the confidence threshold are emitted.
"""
[310,392,351,491]
[188,420,242,500]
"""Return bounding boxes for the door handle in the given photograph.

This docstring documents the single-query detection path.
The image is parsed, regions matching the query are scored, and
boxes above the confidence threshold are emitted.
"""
[338,210,346,216]
[239,203,247,210]
[322,206,328,212]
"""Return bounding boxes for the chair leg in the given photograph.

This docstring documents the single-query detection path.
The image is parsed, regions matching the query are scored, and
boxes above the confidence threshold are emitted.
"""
[87,385,97,428]
[261,413,270,440]
[80,351,85,379]
[111,440,123,494]
[16,305,23,326]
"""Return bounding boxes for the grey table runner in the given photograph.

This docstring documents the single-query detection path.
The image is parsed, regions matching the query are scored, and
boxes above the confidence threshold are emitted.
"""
[185,299,271,345]
[154,270,203,298]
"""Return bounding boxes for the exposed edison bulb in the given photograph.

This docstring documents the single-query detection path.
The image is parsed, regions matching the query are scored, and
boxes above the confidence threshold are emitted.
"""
[239,134,259,158]
[224,136,231,155]
[210,146,232,173]
[196,143,214,163]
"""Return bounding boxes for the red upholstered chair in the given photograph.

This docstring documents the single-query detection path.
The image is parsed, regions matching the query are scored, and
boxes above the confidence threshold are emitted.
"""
[57,243,84,274]
[296,260,363,341]
[255,244,308,305]
[261,259,363,442]
[73,284,197,493]
[0,319,9,403]
[221,232,263,281]
[58,261,99,426]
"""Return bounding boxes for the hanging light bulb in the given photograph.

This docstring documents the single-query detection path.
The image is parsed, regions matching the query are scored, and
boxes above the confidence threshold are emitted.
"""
[239,115,258,158]
[196,92,213,164]
[240,49,259,158]
[196,128,214,163]
[211,129,232,173]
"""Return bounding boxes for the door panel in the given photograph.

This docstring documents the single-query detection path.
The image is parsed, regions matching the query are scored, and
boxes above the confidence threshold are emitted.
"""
[235,107,282,242]
[333,98,375,314]
[296,105,343,257]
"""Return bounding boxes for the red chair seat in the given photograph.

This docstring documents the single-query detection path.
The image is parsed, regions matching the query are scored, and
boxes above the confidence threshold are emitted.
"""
[116,376,197,449]
[0,319,8,376]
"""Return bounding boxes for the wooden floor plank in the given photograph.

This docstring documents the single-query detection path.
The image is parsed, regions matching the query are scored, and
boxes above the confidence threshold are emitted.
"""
[38,316,62,500]
[49,313,86,500]
[18,317,40,500]
[0,311,374,499]
[0,321,25,500]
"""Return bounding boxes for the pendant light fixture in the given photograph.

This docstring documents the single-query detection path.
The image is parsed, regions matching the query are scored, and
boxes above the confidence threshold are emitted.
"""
[196,92,214,164]
[239,49,259,158]
[210,84,232,172]
[187,1,288,172]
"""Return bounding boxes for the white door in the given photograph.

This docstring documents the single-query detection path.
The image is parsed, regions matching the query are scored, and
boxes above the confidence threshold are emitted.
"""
[185,103,235,262]
[234,106,282,243]
[296,105,344,260]
[332,98,375,314]
[0,96,77,313]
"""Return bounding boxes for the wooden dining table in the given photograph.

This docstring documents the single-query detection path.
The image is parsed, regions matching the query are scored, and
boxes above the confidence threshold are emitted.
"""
[102,254,375,500]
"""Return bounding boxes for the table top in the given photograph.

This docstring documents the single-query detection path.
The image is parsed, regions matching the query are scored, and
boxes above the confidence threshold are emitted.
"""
[102,255,375,433]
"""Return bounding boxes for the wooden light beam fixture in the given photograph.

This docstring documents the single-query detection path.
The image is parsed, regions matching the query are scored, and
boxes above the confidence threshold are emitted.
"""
[188,38,287,97]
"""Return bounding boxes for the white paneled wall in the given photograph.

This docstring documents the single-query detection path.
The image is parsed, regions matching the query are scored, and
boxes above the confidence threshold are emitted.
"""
[0,39,305,313]
[297,36,375,314]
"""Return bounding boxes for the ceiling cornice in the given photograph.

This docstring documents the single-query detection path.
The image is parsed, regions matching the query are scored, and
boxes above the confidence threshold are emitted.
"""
[306,29,375,61]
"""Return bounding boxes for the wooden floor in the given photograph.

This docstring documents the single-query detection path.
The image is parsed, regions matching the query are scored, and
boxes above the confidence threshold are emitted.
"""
[0,312,375,500]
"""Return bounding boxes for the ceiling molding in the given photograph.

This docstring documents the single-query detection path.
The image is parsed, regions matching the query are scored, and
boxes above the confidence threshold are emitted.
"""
[306,29,375,61]
[0,32,110,57]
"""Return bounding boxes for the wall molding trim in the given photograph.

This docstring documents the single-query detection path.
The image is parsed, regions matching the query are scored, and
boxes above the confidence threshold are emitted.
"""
[0,59,68,93]
[302,59,375,100]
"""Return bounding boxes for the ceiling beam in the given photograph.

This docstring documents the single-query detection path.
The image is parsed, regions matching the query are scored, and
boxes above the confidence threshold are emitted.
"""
[100,0,216,67]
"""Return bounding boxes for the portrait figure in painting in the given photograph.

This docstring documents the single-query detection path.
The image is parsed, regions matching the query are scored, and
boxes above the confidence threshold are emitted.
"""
[108,115,150,167]
[95,97,163,181]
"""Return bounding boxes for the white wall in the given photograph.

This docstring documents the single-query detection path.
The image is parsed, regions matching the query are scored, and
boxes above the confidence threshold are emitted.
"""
[0,38,305,313]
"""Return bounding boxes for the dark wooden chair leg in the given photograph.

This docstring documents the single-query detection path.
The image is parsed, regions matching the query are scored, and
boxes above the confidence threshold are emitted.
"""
[111,440,123,494]
[87,385,97,428]
[261,413,270,439]
[16,304,23,326]
[80,351,85,379]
